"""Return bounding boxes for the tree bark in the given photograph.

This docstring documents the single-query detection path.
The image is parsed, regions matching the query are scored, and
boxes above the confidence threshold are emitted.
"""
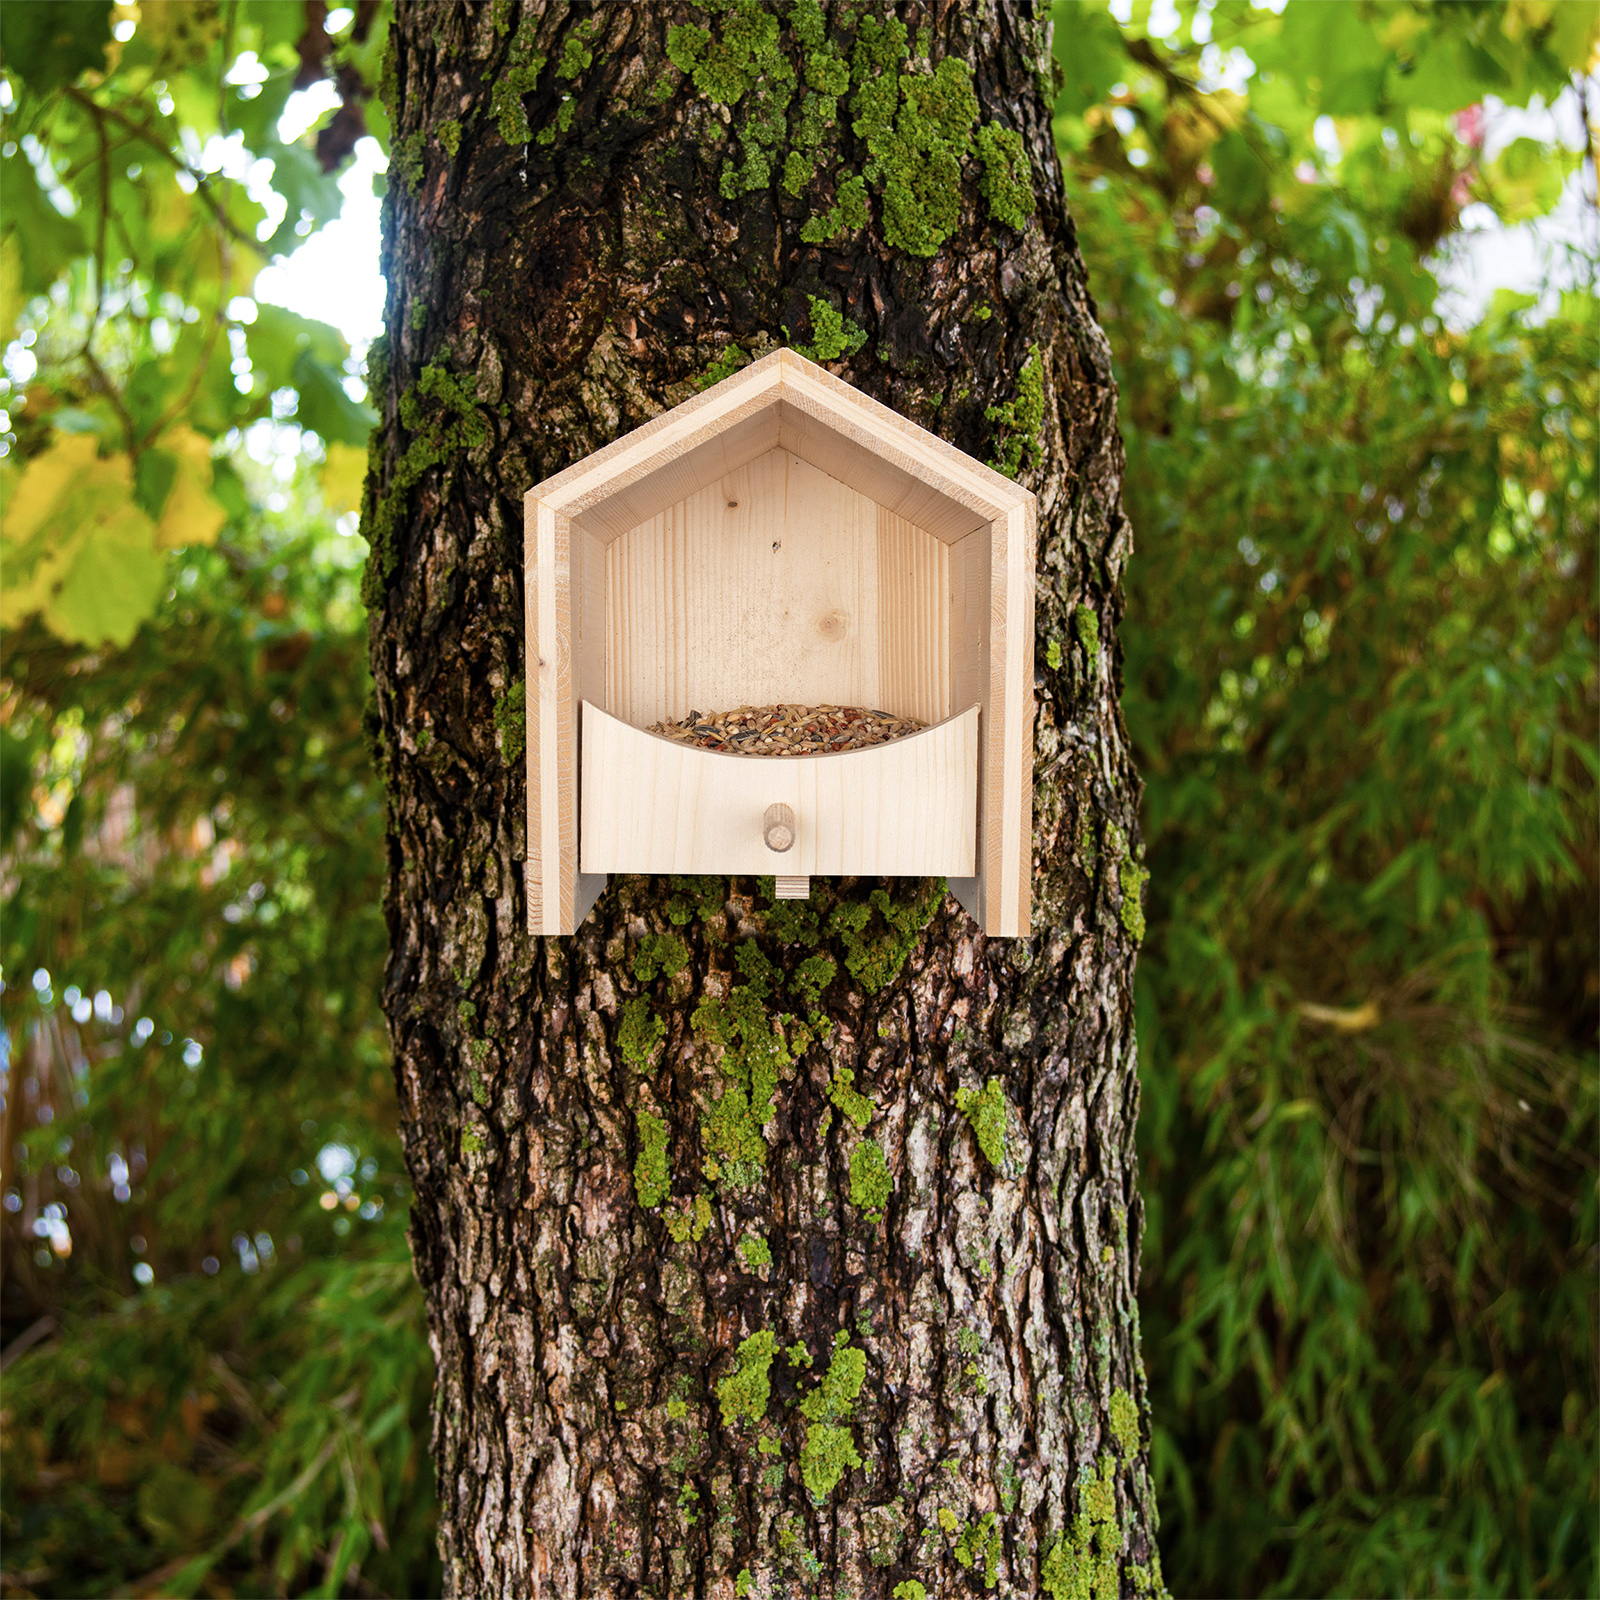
[367,2,1158,1595]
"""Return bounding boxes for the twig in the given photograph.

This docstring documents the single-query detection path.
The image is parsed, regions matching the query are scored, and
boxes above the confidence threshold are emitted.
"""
[0,1315,57,1371]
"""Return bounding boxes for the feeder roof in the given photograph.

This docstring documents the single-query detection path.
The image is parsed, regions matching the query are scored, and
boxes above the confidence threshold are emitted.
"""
[524,347,1034,546]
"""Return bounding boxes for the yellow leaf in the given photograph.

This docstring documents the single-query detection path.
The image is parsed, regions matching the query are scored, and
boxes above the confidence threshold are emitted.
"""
[134,0,226,67]
[1298,998,1382,1033]
[154,425,225,549]
[320,440,368,516]
[0,434,165,646]
[0,238,23,347]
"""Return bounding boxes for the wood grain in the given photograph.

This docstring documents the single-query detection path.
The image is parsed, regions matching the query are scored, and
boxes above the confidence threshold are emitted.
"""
[526,348,1035,937]
[606,450,881,727]
[877,506,950,727]
[580,702,978,877]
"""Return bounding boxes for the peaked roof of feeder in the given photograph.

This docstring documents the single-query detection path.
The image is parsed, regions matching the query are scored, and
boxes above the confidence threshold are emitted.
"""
[523,346,1033,546]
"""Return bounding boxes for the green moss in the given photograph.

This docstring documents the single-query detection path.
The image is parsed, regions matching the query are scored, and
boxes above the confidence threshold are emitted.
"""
[619,997,665,1065]
[437,117,462,158]
[697,942,790,1188]
[666,1189,715,1243]
[801,1333,865,1414]
[796,1333,867,1501]
[955,1511,1002,1588]
[986,344,1045,479]
[828,1066,875,1130]
[1042,1456,1124,1600]
[1075,604,1100,663]
[738,1231,772,1269]
[536,95,576,144]
[1109,1388,1140,1457]
[735,1571,754,1598]
[734,939,780,990]
[955,1078,1009,1170]
[633,932,690,982]
[667,0,798,200]
[666,1397,689,1421]
[634,1110,670,1208]
[789,0,825,48]
[800,171,869,244]
[1118,859,1150,943]
[697,344,751,390]
[667,2,773,106]
[796,295,867,362]
[489,19,546,144]
[702,1078,766,1185]
[363,362,489,602]
[782,148,815,194]
[667,874,727,926]
[799,1421,861,1503]
[785,1340,813,1369]
[390,131,425,192]
[937,1507,960,1534]
[716,1328,777,1428]
[829,878,944,993]
[555,30,593,80]
[1046,637,1063,670]
[893,1585,927,1600]
[789,951,835,1012]
[493,678,526,762]
[849,1138,892,1222]
[849,27,978,257]
[974,122,1036,230]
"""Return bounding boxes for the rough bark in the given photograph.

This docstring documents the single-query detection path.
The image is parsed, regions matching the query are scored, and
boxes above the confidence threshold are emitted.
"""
[366,2,1158,1595]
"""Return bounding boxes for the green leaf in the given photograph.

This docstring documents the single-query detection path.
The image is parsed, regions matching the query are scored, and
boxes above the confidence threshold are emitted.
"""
[0,150,88,298]
[1484,135,1571,222]
[0,0,114,91]
[1052,0,1128,118]
[248,304,350,394]
[292,351,377,446]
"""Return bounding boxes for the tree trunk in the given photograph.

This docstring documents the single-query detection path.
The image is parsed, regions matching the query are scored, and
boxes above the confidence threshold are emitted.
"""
[366,2,1157,1594]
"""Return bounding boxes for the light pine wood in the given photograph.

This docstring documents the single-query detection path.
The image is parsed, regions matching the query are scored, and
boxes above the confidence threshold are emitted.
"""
[763,803,797,853]
[606,451,881,727]
[525,347,1035,937]
[580,703,978,877]
[877,506,951,726]
[774,876,810,899]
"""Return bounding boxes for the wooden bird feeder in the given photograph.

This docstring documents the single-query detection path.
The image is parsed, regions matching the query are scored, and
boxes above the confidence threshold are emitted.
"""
[524,348,1036,937]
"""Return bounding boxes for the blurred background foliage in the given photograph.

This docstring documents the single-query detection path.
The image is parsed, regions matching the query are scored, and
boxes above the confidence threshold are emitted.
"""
[0,1,1594,1596]
[1052,3,1598,1596]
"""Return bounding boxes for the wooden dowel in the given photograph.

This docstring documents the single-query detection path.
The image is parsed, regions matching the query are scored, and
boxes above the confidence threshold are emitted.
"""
[763,802,796,853]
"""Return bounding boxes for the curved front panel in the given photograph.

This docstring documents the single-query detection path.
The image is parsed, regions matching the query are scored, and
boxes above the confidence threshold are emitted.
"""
[579,702,977,878]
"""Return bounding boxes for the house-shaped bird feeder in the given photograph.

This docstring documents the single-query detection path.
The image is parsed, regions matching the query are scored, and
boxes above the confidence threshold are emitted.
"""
[524,348,1035,937]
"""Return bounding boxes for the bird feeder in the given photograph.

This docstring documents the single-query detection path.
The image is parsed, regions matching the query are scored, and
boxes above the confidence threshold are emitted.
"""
[524,348,1035,936]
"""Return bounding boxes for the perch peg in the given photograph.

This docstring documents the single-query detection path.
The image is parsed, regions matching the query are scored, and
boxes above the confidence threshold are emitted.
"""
[763,802,797,852]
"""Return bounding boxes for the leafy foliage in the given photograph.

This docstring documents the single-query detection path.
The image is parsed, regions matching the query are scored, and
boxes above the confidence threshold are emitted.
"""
[0,0,382,646]
[0,450,436,1593]
[1052,2,1598,1594]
